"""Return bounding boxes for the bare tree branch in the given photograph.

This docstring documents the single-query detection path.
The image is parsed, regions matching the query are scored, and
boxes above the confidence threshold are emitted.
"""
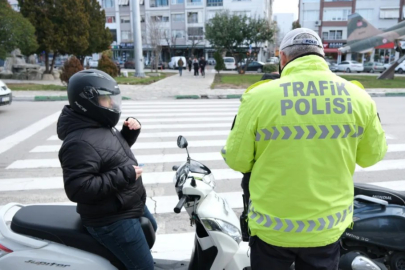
[146,16,166,72]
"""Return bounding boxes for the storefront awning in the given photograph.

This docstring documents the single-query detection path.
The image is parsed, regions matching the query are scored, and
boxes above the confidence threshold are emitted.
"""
[376,42,395,49]
[324,48,339,53]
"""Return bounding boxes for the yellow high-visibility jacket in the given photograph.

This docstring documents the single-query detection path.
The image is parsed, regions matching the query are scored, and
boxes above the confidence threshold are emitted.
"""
[221,55,387,247]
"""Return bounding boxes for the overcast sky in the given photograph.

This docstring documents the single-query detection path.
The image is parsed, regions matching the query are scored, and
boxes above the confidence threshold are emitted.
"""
[273,0,299,20]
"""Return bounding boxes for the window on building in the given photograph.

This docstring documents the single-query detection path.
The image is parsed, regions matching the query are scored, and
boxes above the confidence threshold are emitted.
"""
[118,0,129,5]
[102,0,115,8]
[187,0,202,6]
[324,0,351,2]
[187,27,204,40]
[151,15,170,22]
[172,30,185,38]
[380,8,399,19]
[121,30,132,40]
[207,0,223,6]
[357,9,373,21]
[106,16,116,23]
[150,0,169,7]
[141,15,145,22]
[302,0,319,2]
[233,11,251,17]
[323,8,352,21]
[171,0,184,4]
[303,10,319,21]
[232,0,251,2]
[172,13,185,22]
[121,16,130,23]
[323,30,343,40]
[110,29,117,42]
[188,12,199,23]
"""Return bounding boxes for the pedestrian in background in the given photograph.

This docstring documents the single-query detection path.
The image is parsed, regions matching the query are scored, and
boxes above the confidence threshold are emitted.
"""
[199,57,207,78]
[188,58,192,72]
[177,58,184,76]
[193,58,199,76]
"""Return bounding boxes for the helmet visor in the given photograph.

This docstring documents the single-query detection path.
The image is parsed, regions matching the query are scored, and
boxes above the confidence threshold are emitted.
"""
[96,89,122,113]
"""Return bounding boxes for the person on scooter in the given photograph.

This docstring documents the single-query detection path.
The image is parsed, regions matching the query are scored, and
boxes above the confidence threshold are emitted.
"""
[221,28,387,270]
[57,69,156,270]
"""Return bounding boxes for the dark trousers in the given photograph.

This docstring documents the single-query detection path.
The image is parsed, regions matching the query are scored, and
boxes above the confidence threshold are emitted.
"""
[194,68,199,76]
[250,236,340,270]
[86,206,157,270]
[200,67,205,76]
[188,64,192,71]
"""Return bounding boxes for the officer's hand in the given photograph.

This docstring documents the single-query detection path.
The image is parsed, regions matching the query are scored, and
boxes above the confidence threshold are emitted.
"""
[133,166,143,180]
[124,118,141,130]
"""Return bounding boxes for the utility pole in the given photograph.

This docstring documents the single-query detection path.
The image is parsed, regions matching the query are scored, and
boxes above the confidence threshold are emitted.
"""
[132,0,145,77]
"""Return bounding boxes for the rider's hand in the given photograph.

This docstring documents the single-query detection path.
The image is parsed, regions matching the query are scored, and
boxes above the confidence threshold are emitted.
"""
[133,166,143,180]
[124,118,141,130]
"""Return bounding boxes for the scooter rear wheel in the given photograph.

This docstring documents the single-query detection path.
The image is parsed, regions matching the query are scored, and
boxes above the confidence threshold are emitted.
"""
[391,252,405,270]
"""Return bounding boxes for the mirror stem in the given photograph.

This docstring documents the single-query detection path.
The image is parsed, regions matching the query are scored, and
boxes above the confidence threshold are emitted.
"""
[186,147,190,163]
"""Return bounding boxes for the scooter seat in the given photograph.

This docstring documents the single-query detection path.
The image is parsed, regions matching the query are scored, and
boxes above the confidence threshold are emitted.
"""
[11,205,155,270]
[354,183,405,206]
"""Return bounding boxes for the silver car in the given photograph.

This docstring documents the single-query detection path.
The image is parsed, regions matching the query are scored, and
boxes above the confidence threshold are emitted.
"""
[337,61,364,73]
[363,62,385,73]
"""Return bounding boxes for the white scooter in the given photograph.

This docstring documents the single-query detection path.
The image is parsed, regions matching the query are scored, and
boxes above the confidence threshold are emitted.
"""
[0,136,250,270]
[0,135,385,270]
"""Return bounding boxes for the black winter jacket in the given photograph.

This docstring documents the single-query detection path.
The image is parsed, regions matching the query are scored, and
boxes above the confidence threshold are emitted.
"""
[57,106,146,227]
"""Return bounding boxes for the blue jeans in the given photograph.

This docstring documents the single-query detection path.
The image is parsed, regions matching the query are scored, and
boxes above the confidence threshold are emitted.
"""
[86,206,157,270]
[179,66,183,76]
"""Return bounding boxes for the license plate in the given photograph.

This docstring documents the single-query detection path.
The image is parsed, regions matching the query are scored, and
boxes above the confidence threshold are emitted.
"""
[1,97,9,102]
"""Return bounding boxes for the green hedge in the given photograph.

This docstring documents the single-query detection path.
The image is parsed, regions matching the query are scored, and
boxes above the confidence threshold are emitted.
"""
[263,64,278,73]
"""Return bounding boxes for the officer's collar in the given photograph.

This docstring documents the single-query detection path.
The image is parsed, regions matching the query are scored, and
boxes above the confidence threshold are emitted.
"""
[280,53,328,77]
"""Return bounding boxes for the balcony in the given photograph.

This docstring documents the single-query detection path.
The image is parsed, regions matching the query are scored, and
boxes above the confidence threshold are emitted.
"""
[207,0,223,6]
[150,0,169,7]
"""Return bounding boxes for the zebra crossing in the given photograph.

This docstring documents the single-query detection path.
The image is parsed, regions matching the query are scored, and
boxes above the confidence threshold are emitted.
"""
[0,100,405,237]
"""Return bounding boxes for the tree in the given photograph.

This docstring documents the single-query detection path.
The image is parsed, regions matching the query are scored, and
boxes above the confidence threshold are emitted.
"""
[205,11,248,64]
[164,31,178,58]
[241,15,275,72]
[77,0,113,65]
[98,52,118,77]
[146,16,165,72]
[187,27,204,57]
[0,0,38,59]
[292,20,301,30]
[18,0,90,74]
[213,51,225,74]
[60,55,83,84]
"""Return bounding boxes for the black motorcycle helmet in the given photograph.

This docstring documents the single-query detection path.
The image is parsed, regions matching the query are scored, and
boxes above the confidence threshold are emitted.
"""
[67,69,122,127]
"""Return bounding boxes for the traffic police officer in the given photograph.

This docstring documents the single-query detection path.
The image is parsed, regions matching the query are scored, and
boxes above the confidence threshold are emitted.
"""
[221,28,387,270]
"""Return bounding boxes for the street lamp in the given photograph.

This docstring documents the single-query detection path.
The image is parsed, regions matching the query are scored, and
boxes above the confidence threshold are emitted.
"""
[132,0,145,77]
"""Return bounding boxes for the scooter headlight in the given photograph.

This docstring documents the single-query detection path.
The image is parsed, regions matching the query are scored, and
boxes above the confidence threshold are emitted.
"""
[201,218,241,244]
[202,173,215,189]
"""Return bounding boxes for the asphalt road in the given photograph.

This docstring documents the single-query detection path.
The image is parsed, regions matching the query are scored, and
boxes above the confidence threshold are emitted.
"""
[0,98,404,236]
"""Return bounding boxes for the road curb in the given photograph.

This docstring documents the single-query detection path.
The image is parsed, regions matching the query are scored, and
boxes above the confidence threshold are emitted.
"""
[12,92,405,101]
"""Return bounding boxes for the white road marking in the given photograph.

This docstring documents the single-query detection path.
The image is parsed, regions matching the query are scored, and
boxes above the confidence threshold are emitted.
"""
[388,144,405,152]
[0,169,243,191]
[123,108,237,113]
[122,104,239,109]
[0,111,60,155]
[355,159,405,172]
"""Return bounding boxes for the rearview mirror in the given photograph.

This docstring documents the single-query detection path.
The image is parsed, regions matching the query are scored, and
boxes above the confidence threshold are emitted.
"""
[177,136,188,149]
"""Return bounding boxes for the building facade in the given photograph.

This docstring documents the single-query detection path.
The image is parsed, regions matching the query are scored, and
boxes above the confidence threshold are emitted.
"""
[99,0,273,64]
[299,0,405,63]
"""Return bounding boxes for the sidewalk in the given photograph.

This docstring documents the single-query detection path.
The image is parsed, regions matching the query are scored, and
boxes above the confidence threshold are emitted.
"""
[7,68,405,101]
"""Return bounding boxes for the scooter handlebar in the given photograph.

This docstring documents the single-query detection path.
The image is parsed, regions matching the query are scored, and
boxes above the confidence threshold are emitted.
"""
[174,196,187,214]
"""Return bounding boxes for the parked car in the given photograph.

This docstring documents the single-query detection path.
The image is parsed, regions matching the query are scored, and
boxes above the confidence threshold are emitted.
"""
[84,57,98,68]
[266,57,279,64]
[336,61,364,73]
[0,80,12,106]
[168,56,187,69]
[223,57,237,70]
[383,61,395,71]
[363,62,385,73]
[124,59,135,69]
[395,61,405,74]
[207,58,216,65]
[241,61,266,72]
[327,62,338,72]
